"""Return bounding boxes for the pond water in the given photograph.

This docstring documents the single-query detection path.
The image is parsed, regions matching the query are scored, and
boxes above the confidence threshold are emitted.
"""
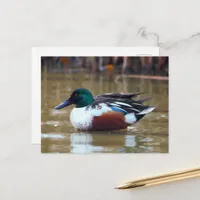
[41,69,168,153]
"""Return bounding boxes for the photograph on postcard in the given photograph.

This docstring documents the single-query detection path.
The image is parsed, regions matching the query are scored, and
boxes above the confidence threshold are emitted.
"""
[41,56,168,153]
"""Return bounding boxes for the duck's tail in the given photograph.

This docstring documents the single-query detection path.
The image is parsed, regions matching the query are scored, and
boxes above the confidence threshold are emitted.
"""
[125,106,156,124]
[135,106,156,122]
[137,106,156,115]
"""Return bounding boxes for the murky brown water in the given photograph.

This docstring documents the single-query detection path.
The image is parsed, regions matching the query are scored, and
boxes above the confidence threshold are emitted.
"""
[41,69,168,153]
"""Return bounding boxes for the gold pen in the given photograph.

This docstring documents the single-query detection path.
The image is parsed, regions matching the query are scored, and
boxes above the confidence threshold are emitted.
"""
[115,167,200,190]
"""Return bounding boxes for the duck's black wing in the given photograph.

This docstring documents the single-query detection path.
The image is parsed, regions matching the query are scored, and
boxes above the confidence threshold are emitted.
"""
[96,92,145,99]
[86,92,154,115]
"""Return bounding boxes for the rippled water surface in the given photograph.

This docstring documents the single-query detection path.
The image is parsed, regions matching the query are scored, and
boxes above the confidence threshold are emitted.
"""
[41,70,168,153]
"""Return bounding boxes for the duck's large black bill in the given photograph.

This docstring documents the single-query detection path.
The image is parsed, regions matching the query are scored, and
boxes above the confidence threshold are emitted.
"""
[55,99,72,109]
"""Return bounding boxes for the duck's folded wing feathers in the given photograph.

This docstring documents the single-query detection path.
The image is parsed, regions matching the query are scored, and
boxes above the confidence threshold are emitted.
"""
[95,92,145,99]
[87,97,153,115]
[85,92,155,116]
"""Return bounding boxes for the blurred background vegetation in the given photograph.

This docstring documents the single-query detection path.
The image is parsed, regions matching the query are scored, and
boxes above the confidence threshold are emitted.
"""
[41,56,168,76]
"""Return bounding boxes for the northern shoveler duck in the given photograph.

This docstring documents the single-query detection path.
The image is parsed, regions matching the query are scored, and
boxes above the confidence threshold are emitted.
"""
[55,88,155,131]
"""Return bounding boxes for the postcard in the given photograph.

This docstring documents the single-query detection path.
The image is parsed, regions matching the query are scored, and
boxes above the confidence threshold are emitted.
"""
[32,47,168,154]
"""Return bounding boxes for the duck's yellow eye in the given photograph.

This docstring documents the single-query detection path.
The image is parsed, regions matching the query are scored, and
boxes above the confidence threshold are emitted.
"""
[75,93,78,97]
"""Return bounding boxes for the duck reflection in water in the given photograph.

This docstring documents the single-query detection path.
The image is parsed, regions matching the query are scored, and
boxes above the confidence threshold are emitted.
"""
[70,132,137,154]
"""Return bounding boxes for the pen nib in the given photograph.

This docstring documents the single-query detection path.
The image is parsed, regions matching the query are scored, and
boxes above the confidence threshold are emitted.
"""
[115,183,145,190]
[115,184,131,189]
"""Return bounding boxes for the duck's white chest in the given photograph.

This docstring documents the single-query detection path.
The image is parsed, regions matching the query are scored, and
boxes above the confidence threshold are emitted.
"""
[70,107,93,130]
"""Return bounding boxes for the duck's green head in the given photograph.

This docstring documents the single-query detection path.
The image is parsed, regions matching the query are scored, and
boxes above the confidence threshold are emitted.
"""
[55,88,94,109]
